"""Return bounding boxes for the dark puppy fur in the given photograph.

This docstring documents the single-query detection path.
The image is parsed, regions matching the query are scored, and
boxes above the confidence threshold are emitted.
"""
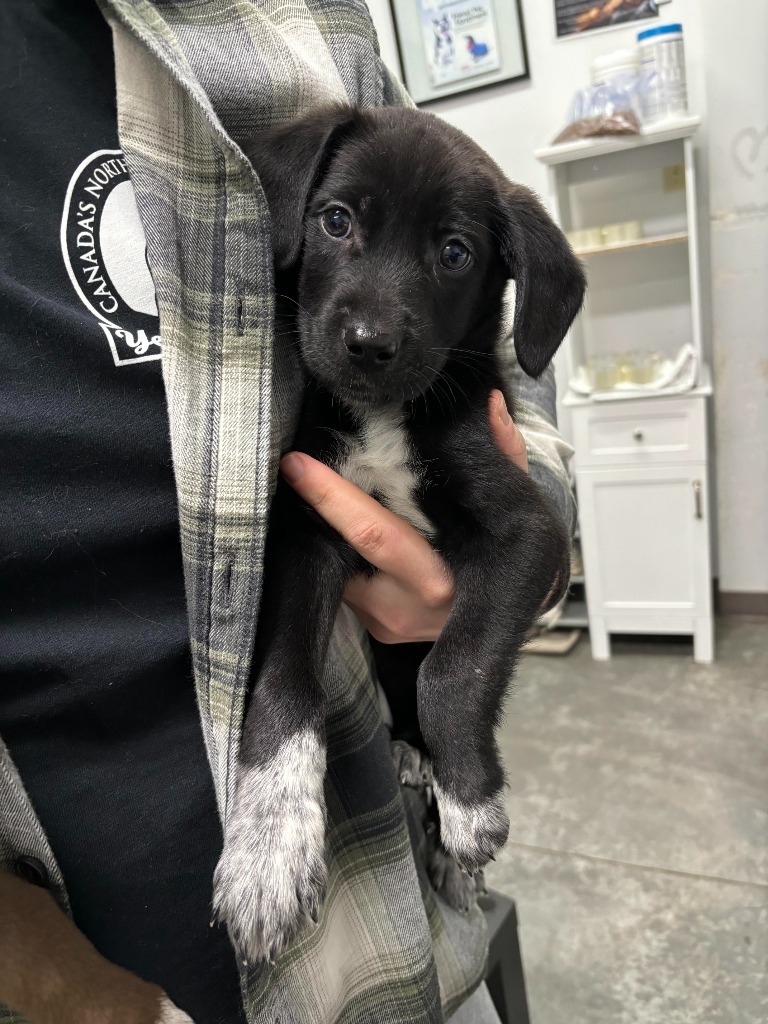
[213,105,585,961]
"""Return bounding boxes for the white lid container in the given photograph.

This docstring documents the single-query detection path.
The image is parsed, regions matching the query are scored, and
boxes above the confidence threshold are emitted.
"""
[638,22,684,44]
[590,49,639,85]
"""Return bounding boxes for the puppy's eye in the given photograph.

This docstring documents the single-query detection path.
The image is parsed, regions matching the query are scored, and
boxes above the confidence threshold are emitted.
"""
[321,208,352,239]
[439,240,472,271]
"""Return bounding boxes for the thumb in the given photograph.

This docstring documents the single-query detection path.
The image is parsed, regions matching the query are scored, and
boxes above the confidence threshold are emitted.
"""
[489,390,528,472]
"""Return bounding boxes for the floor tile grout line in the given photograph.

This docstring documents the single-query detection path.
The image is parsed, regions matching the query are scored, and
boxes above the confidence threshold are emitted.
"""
[505,840,768,891]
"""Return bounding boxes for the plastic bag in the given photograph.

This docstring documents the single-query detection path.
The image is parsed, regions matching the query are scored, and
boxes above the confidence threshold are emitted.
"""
[553,79,641,144]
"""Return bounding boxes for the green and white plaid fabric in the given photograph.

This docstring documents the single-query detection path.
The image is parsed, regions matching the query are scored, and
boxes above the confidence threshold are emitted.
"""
[0,2,574,1021]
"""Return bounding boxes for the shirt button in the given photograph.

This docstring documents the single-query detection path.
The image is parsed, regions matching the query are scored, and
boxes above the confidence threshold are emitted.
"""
[14,855,50,888]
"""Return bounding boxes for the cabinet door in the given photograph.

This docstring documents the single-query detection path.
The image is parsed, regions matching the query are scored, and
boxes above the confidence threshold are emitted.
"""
[576,464,712,620]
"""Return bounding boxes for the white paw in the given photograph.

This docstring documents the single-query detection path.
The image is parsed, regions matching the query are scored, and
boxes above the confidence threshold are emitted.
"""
[156,995,195,1023]
[212,730,327,962]
[433,782,509,874]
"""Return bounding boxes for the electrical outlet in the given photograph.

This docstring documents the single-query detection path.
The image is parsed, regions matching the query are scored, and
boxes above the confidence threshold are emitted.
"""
[663,164,686,193]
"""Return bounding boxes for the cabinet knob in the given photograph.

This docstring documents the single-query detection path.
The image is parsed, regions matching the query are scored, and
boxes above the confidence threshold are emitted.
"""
[632,428,644,441]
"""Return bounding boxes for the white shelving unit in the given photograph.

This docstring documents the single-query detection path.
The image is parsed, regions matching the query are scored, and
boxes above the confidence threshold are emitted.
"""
[572,230,688,257]
[536,118,714,663]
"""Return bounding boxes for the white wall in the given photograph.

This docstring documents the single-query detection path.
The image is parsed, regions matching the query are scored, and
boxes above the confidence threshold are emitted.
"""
[368,0,768,596]
[699,0,768,596]
[368,0,706,196]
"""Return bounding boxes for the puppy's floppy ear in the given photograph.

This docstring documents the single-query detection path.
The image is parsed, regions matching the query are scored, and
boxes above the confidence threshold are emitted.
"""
[243,104,357,268]
[496,186,586,378]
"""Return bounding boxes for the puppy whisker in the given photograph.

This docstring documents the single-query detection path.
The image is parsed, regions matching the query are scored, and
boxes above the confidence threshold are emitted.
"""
[423,360,454,403]
[413,367,445,419]
[422,362,463,421]
[426,349,490,387]
[274,328,302,342]
[441,369,472,406]
[433,377,459,422]
[275,293,314,319]
[427,362,472,409]
[427,347,494,361]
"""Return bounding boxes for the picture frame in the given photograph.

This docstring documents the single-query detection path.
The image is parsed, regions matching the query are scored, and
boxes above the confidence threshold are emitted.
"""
[390,0,529,106]
[554,0,660,39]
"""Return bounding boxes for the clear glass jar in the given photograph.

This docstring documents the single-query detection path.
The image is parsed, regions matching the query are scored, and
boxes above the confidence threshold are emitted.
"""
[585,354,619,390]
[620,351,663,385]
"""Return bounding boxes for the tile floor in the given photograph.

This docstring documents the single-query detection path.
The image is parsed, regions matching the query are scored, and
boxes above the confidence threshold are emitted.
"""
[486,617,768,1024]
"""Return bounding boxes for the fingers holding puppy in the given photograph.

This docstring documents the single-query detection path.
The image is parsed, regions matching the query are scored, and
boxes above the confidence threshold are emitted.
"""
[280,452,450,586]
[280,452,454,642]
[280,393,528,644]
[489,389,528,472]
[279,391,525,575]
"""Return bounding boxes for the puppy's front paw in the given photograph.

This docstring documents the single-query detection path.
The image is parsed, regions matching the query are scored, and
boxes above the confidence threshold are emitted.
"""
[428,842,478,915]
[391,739,433,790]
[212,731,327,963]
[433,782,509,874]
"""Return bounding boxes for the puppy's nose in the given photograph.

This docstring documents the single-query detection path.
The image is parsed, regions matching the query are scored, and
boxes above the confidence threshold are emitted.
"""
[343,324,400,367]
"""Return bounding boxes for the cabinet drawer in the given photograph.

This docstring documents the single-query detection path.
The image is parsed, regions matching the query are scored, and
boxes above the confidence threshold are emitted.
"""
[572,397,707,466]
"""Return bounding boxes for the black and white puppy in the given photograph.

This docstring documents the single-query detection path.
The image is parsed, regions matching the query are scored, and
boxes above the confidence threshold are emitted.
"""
[213,105,585,961]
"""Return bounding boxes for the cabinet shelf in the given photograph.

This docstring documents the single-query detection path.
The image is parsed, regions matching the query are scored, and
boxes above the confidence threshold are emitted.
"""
[539,119,714,663]
[534,116,702,165]
[573,231,689,257]
[556,600,589,629]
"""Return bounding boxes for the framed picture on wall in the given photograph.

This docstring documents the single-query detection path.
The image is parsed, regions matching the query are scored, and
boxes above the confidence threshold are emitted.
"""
[554,0,660,38]
[390,0,529,105]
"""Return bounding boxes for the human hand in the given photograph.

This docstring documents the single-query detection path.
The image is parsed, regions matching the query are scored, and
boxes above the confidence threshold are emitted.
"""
[279,389,527,643]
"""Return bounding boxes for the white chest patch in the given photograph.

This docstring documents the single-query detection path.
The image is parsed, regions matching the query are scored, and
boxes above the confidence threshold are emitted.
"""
[336,409,436,538]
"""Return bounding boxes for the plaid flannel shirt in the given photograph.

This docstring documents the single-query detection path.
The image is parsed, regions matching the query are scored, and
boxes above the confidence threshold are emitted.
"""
[0,2,575,1021]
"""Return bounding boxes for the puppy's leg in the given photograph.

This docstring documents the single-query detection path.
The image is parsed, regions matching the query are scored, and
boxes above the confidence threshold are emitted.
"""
[419,508,568,872]
[213,523,352,963]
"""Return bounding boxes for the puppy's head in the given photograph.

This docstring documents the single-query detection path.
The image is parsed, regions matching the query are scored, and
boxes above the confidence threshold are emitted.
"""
[246,105,584,408]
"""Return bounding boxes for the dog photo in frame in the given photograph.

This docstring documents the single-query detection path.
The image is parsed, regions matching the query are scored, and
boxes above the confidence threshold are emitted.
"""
[391,0,529,105]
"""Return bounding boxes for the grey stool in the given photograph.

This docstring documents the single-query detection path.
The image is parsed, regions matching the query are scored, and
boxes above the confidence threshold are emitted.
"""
[481,890,531,1024]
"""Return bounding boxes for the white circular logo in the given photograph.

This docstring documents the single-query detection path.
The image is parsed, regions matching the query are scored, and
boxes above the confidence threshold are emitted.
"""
[61,149,162,366]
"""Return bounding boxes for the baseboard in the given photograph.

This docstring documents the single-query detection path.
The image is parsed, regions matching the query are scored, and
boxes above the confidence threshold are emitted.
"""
[717,590,768,616]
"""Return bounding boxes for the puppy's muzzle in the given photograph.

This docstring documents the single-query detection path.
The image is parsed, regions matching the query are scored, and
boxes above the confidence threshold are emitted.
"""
[343,322,401,370]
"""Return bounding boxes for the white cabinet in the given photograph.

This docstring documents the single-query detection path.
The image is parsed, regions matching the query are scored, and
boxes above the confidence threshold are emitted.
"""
[574,405,713,663]
[536,120,715,662]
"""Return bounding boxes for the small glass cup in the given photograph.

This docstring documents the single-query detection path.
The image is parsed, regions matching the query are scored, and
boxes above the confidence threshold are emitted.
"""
[585,354,619,390]
[621,350,662,385]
